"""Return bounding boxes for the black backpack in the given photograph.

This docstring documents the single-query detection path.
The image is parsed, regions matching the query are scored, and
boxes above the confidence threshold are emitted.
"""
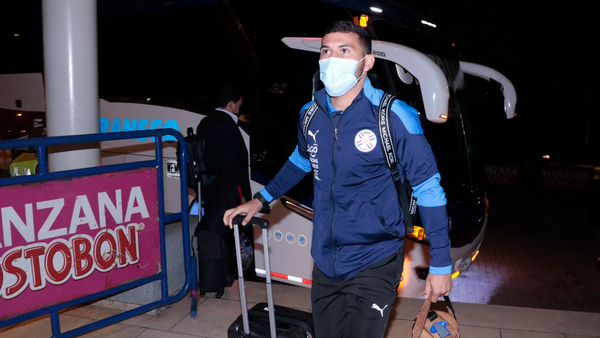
[182,127,215,194]
[301,93,418,233]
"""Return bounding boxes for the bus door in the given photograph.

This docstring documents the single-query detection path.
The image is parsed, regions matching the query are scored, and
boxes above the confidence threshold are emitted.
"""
[459,61,517,119]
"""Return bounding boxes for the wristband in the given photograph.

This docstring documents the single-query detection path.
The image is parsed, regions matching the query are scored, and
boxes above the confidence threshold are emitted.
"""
[253,192,271,214]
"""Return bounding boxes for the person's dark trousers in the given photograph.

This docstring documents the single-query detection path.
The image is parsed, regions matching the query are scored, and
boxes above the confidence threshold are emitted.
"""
[310,248,404,338]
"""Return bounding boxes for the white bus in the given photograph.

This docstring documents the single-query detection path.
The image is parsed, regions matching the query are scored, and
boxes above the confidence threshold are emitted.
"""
[0,0,516,297]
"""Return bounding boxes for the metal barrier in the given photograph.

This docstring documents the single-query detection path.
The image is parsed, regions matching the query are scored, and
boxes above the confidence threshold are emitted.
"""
[0,129,198,337]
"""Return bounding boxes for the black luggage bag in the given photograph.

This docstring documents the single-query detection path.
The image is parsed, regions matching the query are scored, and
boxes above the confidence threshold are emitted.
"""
[227,216,314,338]
[195,228,235,298]
[195,173,241,298]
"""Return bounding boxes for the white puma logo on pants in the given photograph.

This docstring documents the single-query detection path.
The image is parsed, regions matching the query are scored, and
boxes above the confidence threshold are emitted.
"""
[371,303,388,317]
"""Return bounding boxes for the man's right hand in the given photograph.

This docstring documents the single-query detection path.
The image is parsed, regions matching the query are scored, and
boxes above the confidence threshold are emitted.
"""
[223,198,264,229]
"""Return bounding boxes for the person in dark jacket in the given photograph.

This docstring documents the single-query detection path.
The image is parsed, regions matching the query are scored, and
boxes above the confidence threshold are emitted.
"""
[224,21,452,337]
[197,85,255,281]
[197,85,251,206]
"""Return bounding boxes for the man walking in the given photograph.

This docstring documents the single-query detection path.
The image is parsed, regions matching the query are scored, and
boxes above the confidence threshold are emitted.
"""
[224,21,452,337]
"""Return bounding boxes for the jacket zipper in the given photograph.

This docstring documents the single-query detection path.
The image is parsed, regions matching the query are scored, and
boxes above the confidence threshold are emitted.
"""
[330,114,343,279]
[325,97,359,279]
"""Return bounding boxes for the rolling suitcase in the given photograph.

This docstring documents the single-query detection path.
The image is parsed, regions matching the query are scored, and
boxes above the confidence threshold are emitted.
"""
[227,216,315,338]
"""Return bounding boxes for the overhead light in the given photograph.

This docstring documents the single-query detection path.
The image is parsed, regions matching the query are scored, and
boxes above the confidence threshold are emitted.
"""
[542,155,550,159]
[370,7,382,13]
[13,33,19,37]
[421,20,437,28]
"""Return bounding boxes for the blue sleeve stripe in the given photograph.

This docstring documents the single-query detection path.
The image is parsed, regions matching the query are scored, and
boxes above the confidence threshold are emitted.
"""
[391,100,423,135]
[412,173,446,207]
[289,146,312,172]
[300,101,314,111]
[259,189,274,202]
[362,78,422,135]
[429,265,452,275]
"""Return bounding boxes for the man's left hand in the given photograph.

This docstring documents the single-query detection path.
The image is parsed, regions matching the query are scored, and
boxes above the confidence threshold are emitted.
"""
[425,273,452,303]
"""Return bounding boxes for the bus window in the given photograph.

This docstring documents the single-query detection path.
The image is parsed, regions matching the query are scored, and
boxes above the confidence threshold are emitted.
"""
[378,56,471,196]
[455,73,509,163]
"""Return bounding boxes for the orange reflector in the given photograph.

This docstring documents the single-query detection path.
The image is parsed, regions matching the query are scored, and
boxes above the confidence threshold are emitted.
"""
[471,250,480,262]
[439,114,448,119]
[405,226,427,241]
[354,15,369,27]
[451,271,460,279]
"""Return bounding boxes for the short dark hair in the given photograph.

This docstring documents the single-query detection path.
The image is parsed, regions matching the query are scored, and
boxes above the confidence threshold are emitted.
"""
[215,85,242,108]
[323,20,372,56]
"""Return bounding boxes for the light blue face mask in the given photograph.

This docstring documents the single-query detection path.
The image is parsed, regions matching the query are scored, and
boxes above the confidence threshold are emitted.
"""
[319,56,366,97]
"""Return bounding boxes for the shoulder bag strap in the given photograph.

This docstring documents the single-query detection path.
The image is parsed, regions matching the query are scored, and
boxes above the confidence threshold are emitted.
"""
[444,295,457,320]
[301,101,320,141]
[413,295,432,338]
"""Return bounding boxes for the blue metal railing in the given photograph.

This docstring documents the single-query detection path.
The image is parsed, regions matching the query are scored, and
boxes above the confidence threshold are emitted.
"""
[0,129,198,337]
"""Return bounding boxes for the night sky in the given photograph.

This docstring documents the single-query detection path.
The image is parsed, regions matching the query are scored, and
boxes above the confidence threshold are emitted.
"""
[1,0,598,165]
[407,0,599,165]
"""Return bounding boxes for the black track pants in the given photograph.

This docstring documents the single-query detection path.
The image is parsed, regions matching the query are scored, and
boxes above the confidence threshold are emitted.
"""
[311,249,404,338]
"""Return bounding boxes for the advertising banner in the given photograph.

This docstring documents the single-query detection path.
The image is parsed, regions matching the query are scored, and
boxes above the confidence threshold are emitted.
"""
[541,166,593,191]
[483,164,519,187]
[0,167,161,320]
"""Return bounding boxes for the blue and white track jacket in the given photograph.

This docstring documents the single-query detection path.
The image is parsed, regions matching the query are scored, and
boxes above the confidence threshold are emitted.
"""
[259,78,452,281]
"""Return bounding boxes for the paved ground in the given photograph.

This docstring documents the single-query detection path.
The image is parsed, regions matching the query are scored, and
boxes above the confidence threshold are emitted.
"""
[2,280,600,338]
[2,183,599,337]
[451,186,600,313]
[0,182,600,338]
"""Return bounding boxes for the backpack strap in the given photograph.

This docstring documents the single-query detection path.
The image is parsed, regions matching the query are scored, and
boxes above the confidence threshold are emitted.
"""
[185,127,201,192]
[378,93,398,175]
[378,93,418,234]
[301,101,320,141]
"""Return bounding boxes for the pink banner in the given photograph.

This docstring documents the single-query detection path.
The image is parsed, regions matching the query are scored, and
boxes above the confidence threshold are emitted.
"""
[0,167,161,320]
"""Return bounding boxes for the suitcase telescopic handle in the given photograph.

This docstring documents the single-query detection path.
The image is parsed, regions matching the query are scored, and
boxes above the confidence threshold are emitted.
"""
[232,215,270,229]
[232,215,276,338]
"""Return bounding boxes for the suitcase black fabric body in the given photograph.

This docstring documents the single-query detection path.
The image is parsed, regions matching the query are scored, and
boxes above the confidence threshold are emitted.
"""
[193,160,256,297]
[227,303,314,338]
[182,127,257,298]
[195,228,235,298]
[227,216,314,338]
[195,174,240,298]
[195,204,257,297]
